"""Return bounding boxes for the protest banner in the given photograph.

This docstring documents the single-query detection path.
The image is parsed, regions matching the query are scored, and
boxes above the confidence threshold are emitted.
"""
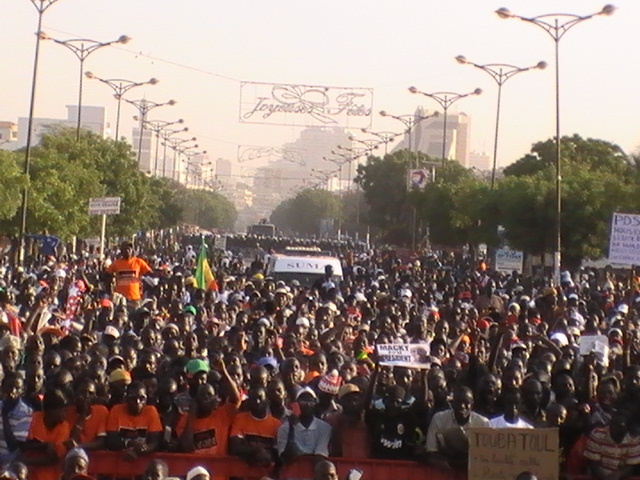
[376,343,430,368]
[579,335,609,356]
[468,428,558,480]
[495,247,524,274]
[609,212,640,265]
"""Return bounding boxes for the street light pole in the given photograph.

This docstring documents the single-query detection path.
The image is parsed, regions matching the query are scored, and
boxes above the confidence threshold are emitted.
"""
[167,138,197,182]
[139,119,184,176]
[159,128,189,177]
[360,129,400,155]
[496,4,615,284]
[19,0,62,264]
[39,33,131,140]
[455,56,547,189]
[124,98,177,166]
[408,87,482,167]
[84,72,158,140]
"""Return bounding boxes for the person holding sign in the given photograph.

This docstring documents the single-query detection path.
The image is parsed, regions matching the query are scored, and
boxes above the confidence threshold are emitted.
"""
[425,386,489,471]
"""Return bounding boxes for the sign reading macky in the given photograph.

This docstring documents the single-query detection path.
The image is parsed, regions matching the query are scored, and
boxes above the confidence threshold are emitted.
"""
[88,197,121,216]
[240,81,373,127]
[468,428,558,480]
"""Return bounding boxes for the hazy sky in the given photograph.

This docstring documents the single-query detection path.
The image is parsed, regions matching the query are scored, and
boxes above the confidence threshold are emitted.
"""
[4,0,639,176]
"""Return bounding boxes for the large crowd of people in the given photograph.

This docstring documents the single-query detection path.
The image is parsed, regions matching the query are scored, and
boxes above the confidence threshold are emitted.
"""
[0,234,638,480]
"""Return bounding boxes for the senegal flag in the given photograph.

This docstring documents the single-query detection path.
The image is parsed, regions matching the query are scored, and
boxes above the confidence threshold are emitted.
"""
[194,239,218,291]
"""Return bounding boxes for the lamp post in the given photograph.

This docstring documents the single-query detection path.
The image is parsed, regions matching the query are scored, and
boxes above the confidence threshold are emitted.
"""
[167,137,197,182]
[407,86,481,166]
[379,110,439,250]
[39,32,131,140]
[138,119,184,176]
[360,129,400,155]
[84,72,158,140]
[19,0,63,264]
[496,4,615,284]
[159,128,189,178]
[124,98,177,165]
[455,56,546,189]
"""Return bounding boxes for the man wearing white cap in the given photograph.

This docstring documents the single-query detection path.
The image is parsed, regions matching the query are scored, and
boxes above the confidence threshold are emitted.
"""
[277,387,331,462]
[185,466,209,480]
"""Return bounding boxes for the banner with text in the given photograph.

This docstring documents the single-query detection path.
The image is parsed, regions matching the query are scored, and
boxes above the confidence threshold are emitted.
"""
[239,81,373,127]
[468,428,559,480]
[609,212,640,265]
[495,247,524,274]
[376,343,430,368]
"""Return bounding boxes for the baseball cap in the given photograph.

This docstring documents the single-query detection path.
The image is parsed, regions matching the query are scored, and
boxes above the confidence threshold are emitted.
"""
[108,369,131,384]
[295,387,317,401]
[99,298,113,309]
[183,305,197,316]
[103,325,120,339]
[186,359,210,375]
[257,357,278,370]
[186,467,210,480]
[296,317,310,328]
[338,383,360,399]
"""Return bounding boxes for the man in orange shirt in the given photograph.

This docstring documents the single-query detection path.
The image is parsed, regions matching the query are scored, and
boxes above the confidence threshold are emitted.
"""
[21,389,71,480]
[106,381,162,461]
[65,378,108,451]
[177,358,241,455]
[230,386,280,466]
[106,241,153,309]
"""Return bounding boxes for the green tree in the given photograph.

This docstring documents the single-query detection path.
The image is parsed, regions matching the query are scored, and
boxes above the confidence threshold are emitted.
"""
[497,135,633,268]
[0,151,27,223]
[177,189,237,230]
[270,188,342,236]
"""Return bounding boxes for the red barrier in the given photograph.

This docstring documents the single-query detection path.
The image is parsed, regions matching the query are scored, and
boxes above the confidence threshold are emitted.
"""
[87,451,466,480]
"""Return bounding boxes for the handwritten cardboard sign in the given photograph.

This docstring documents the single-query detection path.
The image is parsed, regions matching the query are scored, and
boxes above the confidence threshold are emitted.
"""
[468,428,559,480]
[376,343,430,368]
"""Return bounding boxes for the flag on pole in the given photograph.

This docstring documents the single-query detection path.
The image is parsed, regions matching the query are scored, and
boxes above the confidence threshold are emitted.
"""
[194,239,218,291]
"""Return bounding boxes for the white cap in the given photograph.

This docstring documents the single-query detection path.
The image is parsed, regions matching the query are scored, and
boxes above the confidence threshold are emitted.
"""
[400,289,412,298]
[296,317,310,328]
[54,268,67,278]
[618,304,629,314]
[104,325,120,339]
[186,466,210,480]
[550,332,569,347]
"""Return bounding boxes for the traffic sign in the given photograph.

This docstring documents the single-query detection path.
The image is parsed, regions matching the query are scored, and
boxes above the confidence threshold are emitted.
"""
[407,169,431,190]
[88,197,121,215]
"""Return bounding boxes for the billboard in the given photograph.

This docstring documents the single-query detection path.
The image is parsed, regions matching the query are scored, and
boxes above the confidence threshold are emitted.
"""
[239,81,373,127]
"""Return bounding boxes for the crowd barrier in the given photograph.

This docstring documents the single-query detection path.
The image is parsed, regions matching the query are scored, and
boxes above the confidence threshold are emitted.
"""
[86,451,466,480]
[87,452,640,480]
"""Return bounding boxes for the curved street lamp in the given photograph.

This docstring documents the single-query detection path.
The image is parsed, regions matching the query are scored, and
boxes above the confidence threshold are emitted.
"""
[124,98,177,163]
[360,129,400,155]
[138,119,185,176]
[84,72,158,139]
[39,32,131,140]
[19,0,64,264]
[496,4,615,284]
[455,55,546,188]
[408,87,482,166]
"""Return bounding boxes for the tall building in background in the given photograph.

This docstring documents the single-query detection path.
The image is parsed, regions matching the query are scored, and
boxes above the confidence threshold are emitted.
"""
[0,122,18,149]
[131,127,156,174]
[215,157,232,185]
[15,105,107,149]
[468,151,491,171]
[392,107,471,167]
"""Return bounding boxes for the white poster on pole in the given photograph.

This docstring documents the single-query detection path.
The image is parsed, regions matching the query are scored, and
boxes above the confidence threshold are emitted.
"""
[608,212,640,265]
[88,197,121,216]
[495,247,524,274]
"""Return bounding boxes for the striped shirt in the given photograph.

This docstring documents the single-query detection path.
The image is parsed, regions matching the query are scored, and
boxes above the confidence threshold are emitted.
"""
[0,399,33,466]
[584,426,640,474]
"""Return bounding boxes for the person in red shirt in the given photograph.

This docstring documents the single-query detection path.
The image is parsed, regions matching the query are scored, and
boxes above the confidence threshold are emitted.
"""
[105,241,152,308]
[106,381,162,461]
[21,389,71,480]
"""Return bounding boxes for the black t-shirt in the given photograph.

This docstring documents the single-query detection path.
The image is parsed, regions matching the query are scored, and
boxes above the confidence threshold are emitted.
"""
[365,407,418,460]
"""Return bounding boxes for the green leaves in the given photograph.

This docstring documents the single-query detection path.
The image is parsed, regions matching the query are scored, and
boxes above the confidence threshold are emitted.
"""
[270,188,342,236]
[2,128,237,239]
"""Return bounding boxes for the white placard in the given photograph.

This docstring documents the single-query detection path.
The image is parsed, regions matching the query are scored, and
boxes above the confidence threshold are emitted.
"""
[495,247,524,274]
[608,212,640,265]
[376,343,430,368]
[214,235,227,250]
[579,335,609,356]
[88,197,121,216]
